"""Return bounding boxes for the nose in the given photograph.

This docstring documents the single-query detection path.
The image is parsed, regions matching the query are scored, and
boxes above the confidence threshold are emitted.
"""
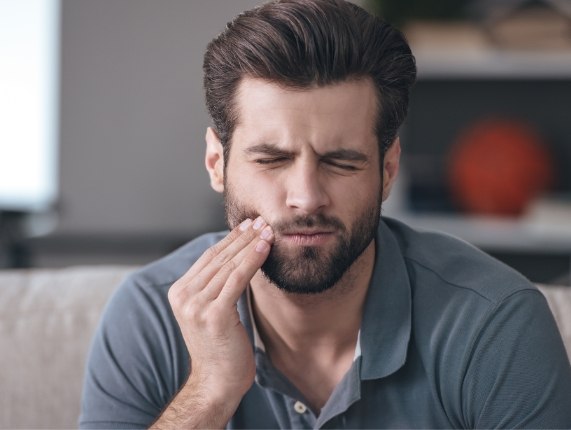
[285,161,330,214]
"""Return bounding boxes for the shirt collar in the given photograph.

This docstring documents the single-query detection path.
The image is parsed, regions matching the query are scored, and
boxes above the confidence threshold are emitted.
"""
[246,286,266,352]
[359,218,412,380]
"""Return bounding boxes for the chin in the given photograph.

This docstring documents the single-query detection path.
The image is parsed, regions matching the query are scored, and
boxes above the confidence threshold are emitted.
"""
[260,238,370,295]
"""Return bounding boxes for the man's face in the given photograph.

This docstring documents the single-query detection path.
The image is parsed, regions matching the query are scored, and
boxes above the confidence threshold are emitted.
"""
[209,77,389,294]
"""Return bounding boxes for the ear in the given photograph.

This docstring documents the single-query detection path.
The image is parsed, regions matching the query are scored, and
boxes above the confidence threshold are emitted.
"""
[205,127,225,193]
[382,136,401,201]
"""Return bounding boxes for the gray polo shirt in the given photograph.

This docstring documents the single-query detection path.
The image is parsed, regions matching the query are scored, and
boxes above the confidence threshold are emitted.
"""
[80,217,571,429]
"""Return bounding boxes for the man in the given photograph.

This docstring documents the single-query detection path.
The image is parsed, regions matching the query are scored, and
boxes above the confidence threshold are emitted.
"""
[80,0,571,428]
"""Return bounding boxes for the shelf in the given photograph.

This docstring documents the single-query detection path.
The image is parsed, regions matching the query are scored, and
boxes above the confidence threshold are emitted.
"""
[404,20,571,80]
[386,211,571,253]
[414,49,571,80]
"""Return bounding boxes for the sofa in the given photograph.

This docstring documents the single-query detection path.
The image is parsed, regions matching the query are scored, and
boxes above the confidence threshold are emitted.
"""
[1,266,570,429]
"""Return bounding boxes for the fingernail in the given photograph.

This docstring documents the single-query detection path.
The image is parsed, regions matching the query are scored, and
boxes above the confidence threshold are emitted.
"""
[239,218,252,231]
[253,216,264,230]
[255,240,270,253]
[260,226,273,240]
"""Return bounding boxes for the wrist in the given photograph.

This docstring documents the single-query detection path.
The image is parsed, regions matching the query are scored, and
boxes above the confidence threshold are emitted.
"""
[185,371,245,418]
[151,379,242,430]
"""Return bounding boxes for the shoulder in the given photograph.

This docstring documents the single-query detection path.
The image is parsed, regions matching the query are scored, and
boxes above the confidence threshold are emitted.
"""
[383,218,571,427]
[112,230,227,322]
[92,230,229,374]
[383,217,547,357]
[383,217,536,304]
[95,229,228,344]
[97,229,229,354]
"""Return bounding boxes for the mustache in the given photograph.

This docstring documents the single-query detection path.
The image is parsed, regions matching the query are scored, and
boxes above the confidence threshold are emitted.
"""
[271,214,345,234]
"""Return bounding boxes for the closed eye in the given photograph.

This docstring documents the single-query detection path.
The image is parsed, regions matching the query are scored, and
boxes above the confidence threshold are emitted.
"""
[320,149,368,172]
[246,144,293,167]
[322,159,363,172]
[321,157,367,172]
[254,157,290,165]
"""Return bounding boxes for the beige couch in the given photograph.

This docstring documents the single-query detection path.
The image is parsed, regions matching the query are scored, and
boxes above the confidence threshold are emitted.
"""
[1,266,570,429]
[0,266,134,429]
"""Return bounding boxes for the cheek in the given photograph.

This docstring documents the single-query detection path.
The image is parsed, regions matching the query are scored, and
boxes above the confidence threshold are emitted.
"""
[338,174,382,202]
[252,185,283,220]
[337,177,382,218]
[228,170,282,215]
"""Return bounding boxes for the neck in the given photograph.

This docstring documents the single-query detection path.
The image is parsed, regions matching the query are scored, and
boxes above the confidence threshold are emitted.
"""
[249,241,376,411]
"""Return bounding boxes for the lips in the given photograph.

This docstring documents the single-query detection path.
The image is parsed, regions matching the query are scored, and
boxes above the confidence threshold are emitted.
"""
[281,228,333,235]
[271,215,345,247]
[279,230,335,246]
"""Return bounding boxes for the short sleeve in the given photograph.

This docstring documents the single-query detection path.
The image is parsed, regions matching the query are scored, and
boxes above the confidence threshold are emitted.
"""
[79,274,188,429]
[462,289,571,429]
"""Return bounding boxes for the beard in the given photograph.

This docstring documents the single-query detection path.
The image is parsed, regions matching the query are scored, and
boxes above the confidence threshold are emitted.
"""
[224,185,381,295]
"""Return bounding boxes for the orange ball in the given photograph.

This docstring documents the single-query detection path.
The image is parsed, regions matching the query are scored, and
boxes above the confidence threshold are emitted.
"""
[448,119,554,216]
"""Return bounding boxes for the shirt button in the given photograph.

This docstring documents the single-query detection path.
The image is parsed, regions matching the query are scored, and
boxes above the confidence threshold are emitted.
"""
[294,400,307,414]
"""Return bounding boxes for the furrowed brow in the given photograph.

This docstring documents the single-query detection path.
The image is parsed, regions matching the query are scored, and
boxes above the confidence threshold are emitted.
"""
[244,143,292,157]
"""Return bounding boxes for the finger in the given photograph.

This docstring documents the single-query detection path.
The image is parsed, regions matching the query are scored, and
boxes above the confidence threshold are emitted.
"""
[175,217,269,296]
[215,235,273,306]
[169,219,253,304]
[200,225,273,301]
[189,217,268,290]
[179,218,254,282]
[177,217,261,287]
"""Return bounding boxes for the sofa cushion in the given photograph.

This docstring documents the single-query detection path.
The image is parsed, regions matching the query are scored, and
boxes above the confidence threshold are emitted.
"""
[0,266,134,429]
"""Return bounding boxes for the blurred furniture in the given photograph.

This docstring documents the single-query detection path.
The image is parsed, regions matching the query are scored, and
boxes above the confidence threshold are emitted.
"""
[384,25,571,283]
[0,266,569,429]
[0,265,134,429]
[0,211,30,268]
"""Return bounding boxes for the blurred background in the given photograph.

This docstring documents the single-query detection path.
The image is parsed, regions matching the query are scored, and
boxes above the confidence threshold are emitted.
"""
[1,0,570,284]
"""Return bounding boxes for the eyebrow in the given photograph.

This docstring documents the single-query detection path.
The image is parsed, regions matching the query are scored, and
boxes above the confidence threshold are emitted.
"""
[244,144,290,157]
[321,149,368,162]
[244,143,369,162]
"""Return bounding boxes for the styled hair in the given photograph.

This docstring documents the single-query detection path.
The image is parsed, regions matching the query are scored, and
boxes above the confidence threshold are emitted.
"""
[203,0,416,161]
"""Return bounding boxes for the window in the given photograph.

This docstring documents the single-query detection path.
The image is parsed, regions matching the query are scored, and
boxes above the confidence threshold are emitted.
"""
[0,0,60,212]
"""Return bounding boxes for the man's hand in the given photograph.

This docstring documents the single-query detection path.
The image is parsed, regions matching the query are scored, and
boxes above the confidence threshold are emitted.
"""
[152,217,273,429]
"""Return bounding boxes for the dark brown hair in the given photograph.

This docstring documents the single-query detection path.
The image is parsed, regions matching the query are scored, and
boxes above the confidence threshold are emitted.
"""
[203,0,416,161]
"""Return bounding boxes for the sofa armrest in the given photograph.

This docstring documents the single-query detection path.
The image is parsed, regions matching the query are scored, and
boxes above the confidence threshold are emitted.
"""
[537,284,571,363]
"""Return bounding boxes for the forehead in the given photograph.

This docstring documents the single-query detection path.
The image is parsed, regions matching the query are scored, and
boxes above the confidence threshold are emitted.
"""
[232,77,378,151]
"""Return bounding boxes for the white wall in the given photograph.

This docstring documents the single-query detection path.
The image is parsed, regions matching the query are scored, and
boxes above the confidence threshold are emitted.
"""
[57,0,264,236]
